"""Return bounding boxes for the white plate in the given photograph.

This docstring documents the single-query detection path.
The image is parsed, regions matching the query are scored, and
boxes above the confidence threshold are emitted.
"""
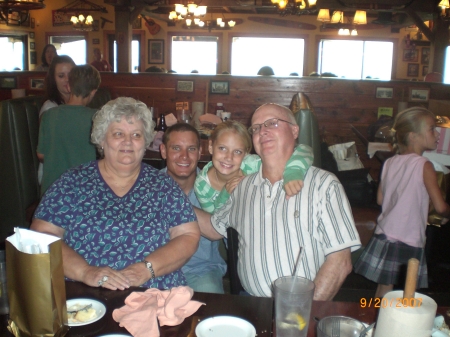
[195,316,256,337]
[66,298,106,326]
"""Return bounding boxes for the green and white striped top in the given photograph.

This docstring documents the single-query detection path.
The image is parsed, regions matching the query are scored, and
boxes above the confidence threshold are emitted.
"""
[194,144,314,214]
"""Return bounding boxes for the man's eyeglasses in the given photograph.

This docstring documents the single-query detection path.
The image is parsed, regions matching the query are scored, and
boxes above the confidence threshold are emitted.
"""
[248,118,295,135]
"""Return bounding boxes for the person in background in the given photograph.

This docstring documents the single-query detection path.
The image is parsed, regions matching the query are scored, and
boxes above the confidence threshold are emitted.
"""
[91,48,112,72]
[35,44,57,71]
[145,66,166,73]
[38,64,100,195]
[354,107,450,298]
[39,55,76,118]
[191,70,199,73]
[37,55,76,185]
[195,103,361,300]
[160,123,227,293]
[257,66,274,76]
[289,72,299,76]
[32,97,200,290]
[194,120,313,214]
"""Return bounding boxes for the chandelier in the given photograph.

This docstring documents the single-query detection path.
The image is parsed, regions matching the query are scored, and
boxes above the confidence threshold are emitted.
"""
[271,0,317,16]
[0,0,45,25]
[169,2,207,25]
[317,9,367,36]
[55,0,107,31]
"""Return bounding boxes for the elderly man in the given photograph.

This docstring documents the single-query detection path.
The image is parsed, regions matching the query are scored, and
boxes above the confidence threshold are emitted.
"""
[196,103,361,300]
[160,123,227,293]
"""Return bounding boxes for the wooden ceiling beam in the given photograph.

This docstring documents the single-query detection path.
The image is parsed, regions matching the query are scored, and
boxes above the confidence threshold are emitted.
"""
[405,6,434,42]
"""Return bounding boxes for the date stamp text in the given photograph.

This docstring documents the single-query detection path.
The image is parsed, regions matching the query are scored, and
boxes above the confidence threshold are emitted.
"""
[360,297,422,308]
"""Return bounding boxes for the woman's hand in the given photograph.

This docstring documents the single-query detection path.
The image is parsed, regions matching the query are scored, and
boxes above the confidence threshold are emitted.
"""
[81,265,130,290]
[120,262,151,287]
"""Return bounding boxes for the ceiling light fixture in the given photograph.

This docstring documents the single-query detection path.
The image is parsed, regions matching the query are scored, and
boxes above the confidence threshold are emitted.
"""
[271,0,317,16]
[438,0,449,18]
[55,0,107,31]
[318,9,366,36]
[169,1,207,25]
[0,0,45,25]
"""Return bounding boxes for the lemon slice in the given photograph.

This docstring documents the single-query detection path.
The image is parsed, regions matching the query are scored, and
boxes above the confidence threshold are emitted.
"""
[286,313,307,330]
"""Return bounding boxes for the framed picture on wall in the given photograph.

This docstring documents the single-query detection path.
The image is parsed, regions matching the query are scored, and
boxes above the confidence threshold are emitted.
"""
[422,65,429,77]
[30,42,35,50]
[177,80,194,93]
[403,49,418,62]
[210,81,230,94]
[407,63,419,77]
[92,38,100,45]
[30,78,44,89]
[409,88,430,102]
[421,47,430,65]
[148,39,164,64]
[30,51,37,65]
[375,87,393,99]
[30,17,35,28]
[0,77,16,89]
[29,32,35,39]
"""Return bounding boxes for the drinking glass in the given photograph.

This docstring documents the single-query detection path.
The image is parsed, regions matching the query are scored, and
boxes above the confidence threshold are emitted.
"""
[274,276,315,337]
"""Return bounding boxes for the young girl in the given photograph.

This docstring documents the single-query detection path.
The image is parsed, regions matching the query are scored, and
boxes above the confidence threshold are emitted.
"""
[194,120,314,214]
[354,107,450,298]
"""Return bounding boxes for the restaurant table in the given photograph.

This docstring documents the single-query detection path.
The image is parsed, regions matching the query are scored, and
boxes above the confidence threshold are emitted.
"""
[0,281,273,337]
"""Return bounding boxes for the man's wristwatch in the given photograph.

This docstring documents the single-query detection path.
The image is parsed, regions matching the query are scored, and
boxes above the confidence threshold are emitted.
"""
[142,259,156,280]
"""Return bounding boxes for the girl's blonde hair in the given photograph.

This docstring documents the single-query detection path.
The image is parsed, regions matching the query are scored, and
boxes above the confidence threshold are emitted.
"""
[391,107,435,153]
[210,120,252,154]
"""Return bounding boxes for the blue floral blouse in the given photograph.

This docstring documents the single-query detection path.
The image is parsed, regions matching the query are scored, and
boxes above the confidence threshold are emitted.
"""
[34,161,197,289]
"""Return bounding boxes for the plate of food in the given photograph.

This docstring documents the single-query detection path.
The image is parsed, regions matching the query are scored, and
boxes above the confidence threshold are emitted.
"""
[195,316,256,337]
[66,298,106,326]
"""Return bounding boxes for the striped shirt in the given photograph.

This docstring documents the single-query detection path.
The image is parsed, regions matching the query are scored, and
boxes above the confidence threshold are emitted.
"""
[211,166,361,297]
[194,144,313,214]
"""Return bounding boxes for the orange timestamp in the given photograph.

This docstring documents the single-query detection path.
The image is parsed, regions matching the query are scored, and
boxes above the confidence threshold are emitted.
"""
[360,297,423,308]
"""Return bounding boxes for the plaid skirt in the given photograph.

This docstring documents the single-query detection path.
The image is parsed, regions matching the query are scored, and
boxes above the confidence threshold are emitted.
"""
[354,234,428,288]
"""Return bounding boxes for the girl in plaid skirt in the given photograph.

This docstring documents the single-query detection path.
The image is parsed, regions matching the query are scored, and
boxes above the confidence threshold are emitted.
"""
[354,107,450,298]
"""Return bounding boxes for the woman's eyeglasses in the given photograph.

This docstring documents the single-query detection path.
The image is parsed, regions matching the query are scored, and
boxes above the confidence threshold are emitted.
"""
[248,118,295,135]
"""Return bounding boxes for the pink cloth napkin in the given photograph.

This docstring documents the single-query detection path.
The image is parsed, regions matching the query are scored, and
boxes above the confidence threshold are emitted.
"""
[112,286,204,337]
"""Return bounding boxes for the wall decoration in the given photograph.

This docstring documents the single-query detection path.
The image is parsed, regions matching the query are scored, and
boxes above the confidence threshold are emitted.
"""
[30,78,44,89]
[377,107,393,119]
[31,17,35,29]
[92,38,100,45]
[403,49,418,62]
[421,47,430,65]
[210,81,230,95]
[29,32,35,39]
[148,39,164,64]
[52,10,72,27]
[30,51,37,65]
[409,88,430,102]
[0,77,17,89]
[407,63,419,77]
[177,80,194,93]
[30,42,35,50]
[132,17,141,29]
[0,12,30,26]
[93,20,99,31]
[375,87,393,99]
[422,66,429,77]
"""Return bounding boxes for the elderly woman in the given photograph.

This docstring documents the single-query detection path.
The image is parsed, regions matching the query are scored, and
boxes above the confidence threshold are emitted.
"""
[31,97,200,290]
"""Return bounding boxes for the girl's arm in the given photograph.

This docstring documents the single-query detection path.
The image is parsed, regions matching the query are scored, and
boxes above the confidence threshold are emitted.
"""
[283,144,314,198]
[377,182,383,205]
[423,161,450,218]
[194,164,218,214]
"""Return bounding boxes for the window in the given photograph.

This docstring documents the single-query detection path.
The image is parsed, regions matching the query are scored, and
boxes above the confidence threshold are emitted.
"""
[0,35,25,71]
[108,33,142,73]
[231,37,305,76]
[318,39,393,80]
[444,46,450,84]
[171,35,218,74]
[49,34,87,64]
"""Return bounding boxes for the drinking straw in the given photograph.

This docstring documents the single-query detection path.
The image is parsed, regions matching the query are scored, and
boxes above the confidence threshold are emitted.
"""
[290,247,305,292]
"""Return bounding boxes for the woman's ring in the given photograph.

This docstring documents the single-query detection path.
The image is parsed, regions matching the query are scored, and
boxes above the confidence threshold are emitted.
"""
[98,275,109,286]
